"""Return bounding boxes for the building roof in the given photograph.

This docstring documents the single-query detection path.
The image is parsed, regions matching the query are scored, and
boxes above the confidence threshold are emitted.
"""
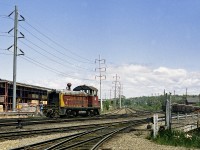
[73,85,98,92]
[0,79,52,91]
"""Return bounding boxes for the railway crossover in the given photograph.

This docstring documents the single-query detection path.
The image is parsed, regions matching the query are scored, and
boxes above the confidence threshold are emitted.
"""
[10,119,146,150]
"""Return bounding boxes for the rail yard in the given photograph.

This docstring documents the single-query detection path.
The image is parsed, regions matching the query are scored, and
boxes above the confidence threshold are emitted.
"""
[0,108,153,150]
[1,1,200,150]
[1,81,200,150]
[0,107,194,150]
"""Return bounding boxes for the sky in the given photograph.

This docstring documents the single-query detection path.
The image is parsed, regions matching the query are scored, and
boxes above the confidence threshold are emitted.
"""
[1,0,200,98]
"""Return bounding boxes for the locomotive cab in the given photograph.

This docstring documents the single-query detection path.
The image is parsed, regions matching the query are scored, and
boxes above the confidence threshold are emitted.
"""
[73,85,98,96]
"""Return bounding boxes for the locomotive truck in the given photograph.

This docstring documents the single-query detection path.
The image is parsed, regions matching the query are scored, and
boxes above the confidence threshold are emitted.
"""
[43,83,100,118]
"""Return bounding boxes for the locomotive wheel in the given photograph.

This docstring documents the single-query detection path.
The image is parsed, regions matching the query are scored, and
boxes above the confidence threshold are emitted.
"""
[72,110,78,117]
[89,110,94,117]
[47,109,54,118]
[94,110,99,116]
[66,110,71,117]
[86,110,91,116]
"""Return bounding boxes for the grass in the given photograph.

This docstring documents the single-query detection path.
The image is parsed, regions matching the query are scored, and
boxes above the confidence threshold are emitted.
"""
[148,129,200,149]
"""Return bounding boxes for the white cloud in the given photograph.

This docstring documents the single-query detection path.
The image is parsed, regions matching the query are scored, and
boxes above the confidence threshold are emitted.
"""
[21,64,200,98]
[106,64,200,97]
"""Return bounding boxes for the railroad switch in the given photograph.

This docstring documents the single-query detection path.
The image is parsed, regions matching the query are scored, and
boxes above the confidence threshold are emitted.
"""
[16,119,23,129]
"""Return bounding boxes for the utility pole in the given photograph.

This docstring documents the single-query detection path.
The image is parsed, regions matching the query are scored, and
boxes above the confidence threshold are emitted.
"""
[110,89,112,100]
[120,83,123,108]
[119,82,121,109]
[95,55,106,112]
[186,88,187,99]
[7,6,25,111]
[112,74,120,109]
[165,93,172,130]
[13,5,18,112]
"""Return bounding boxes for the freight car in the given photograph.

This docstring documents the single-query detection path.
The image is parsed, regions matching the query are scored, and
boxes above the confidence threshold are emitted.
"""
[163,103,200,114]
[43,84,100,118]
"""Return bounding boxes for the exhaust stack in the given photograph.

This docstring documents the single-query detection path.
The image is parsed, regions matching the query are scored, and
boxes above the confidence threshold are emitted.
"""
[67,83,72,90]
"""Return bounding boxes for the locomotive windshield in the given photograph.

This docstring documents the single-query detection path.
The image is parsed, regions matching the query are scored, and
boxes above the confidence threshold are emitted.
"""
[73,85,98,96]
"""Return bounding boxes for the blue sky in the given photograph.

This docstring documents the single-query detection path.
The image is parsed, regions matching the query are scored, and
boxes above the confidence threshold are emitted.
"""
[1,0,200,97]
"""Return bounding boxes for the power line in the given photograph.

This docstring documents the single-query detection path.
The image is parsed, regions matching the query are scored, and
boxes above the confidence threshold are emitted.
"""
[0,34,13,37]
[18,41,95,74]
[19,54,96,81]
[0,52,12,55]
[0,48,6,50]
[8,13,96,72]
[17,38,94,72]
[10,44,108,85]
[19,24,94,64]
[23,20,94,63]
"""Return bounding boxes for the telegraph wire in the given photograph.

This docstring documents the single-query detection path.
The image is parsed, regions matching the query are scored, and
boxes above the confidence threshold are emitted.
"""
[23,20,94,63]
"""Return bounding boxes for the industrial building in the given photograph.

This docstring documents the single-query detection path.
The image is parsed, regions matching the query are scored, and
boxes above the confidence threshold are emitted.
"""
[0,79,52,112]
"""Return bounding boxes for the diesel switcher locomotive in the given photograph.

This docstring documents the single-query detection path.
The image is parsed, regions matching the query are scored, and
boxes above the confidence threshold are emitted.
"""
[43,83,100,118]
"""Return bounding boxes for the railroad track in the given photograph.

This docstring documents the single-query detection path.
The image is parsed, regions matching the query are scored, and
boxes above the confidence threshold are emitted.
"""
[0,119,143,141]
[0,113,139,128]
[11,119,147,150]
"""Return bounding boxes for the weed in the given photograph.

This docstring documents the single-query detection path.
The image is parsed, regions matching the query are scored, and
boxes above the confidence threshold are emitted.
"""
[149,129,200,149]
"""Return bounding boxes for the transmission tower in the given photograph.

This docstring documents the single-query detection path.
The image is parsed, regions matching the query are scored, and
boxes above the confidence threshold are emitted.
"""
[112,74,120,109]
[95,55,106,112]
[118,82,123,109]
[7,5,25,111]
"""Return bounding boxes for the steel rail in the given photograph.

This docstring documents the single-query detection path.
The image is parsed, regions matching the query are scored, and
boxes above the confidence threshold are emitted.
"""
[10,119,147,150]
[59,119,147,150]
[10,127,106,150]
[0,113,139,127]
[0,120,138,140]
